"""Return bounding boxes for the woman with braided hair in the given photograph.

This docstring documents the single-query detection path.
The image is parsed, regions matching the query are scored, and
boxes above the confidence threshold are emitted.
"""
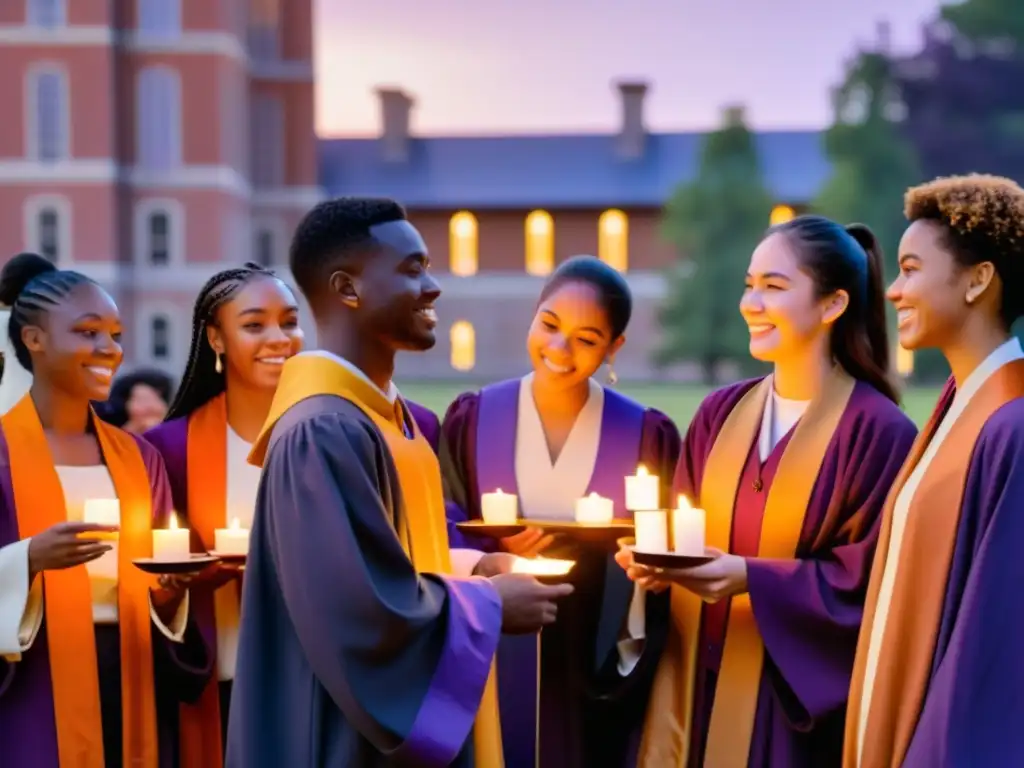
[0,252,211,768]
[143,262,304,766]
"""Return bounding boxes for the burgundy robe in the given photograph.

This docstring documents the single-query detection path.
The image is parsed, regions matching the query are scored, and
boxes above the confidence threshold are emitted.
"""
[441,379,682,768]
[0,429,213,768]
[674,378,917,767]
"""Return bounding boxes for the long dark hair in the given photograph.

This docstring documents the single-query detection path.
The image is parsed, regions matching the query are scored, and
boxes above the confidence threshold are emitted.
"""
[164,262,282,421]
[769,215,898,402]
[0,253,95,371]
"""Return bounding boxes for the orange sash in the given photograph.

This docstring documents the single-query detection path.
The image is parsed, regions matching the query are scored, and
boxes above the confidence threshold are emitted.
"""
[844,361,1024,768]
[1,394,158,767]
[178,394,228,767]
[249,354,504,768]
[639,368,855,767]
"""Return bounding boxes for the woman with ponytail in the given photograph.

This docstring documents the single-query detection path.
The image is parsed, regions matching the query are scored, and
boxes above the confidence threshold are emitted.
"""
[0,252,211,768]
[617,216,919,767]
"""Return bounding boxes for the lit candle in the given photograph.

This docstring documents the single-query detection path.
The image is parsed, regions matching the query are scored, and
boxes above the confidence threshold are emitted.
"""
[511,556,575,576]
[671,495,706,556]
[214,517,250,556]
[480,488,518,525]
[625,464,660,511]
[83,498,120,541]
[634,509,669,552]
[574,492,614,525]
[152,514,191,562]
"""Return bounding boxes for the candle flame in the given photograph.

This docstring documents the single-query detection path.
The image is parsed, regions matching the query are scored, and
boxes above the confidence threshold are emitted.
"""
[677,495,692,510]
[495,488,504,495]
[168,514,179,531]
[636,465,649,477]
[230,517,241,530]
[512,556,574,576]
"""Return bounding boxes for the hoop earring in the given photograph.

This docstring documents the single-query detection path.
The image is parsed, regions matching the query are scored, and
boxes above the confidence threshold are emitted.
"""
[606,361,618,387]
[214,353,223,374]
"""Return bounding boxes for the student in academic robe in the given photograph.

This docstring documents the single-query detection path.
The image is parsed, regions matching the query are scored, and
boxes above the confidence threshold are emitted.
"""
[618,216,918,767]
[142,263,304,766]
[226,196,574,768]
[844,175,1024,768]
[0,253,211,768]
[441,254,682,767]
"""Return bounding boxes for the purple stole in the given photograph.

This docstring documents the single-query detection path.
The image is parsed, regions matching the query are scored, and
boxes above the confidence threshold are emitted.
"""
[475,378,645,765]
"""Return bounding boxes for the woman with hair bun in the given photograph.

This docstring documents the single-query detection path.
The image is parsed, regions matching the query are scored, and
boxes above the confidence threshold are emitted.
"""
[620,216,917,767]
[0,252,210,767]
[846,174,1024,768]
[441,254,683,767]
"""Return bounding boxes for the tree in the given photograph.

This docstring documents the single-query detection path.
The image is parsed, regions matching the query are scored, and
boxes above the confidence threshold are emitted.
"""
[657,106,773,383]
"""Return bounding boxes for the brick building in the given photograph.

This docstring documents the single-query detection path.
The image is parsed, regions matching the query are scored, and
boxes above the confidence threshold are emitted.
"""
[321,84,828,380]
[0,0,320,376]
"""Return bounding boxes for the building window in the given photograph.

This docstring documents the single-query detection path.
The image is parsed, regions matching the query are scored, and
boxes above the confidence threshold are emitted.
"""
[525,210,554,276]
[249,0,281,58]
[147,212,171,266]
[450,321,476,372]
[769,205,796,226]
[598,209,628,272]
[24,196,71,264]
[255,228,275,267]
[151,316,170,360]
[134,200,183,266]
[137,0,181,37]
[250,94,285,187]
[38,208,60,262]
[136,67,182,171]
[27,0,65,27]
[449,212,479,276]
[26,66,68,161]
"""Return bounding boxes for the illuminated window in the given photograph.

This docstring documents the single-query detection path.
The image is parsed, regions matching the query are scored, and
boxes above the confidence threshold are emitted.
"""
[769,205,796,226]
[450,321,476,371]
[598,209,628,272]
[449,211,478,276]
[896,345,914,377]
[524,210,554,276]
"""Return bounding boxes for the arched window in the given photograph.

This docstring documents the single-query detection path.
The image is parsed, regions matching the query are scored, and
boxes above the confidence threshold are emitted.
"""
[24,195,71,263]
[134,199,183,266]
[26,65,69,161]
[449,211,478,276]
[450,321,476,372]
[769,204,796,226]
[151,315,170,360]
[137,66,182,170]
[598,209,628,272]
[524,210,554,276]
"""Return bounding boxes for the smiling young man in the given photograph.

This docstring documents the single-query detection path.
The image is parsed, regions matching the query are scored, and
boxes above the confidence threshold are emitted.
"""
[226,197,573,768]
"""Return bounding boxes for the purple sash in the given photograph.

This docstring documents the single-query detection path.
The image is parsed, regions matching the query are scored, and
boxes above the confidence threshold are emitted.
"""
[475,378,645,766]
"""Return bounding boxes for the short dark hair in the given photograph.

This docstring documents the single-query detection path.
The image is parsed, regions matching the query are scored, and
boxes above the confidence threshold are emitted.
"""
[537,255,633,338]
[289,197,407,301]
[905,174,1024,327]
[103,368,175,427]
[0,252,95,371]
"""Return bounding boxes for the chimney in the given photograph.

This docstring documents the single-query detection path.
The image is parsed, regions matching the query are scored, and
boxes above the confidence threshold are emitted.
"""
[376,87,414,163]
[722,103,746,127]
[615,80,648,159]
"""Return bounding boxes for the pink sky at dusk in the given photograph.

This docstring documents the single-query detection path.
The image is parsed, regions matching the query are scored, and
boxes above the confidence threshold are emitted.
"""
[315,0,944,137]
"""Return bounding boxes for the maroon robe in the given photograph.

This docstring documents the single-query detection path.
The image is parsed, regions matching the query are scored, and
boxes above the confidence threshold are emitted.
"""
[441,380,682,767]
[0,428,213,768]
[671,378,917,767]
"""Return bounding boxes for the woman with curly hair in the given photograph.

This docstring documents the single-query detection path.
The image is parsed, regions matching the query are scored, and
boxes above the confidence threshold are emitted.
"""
[846,174,1024,768]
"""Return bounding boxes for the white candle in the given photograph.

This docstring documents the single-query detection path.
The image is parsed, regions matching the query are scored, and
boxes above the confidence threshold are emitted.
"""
[152,514,191,562]
[625,464,660,511]
[574,492,614,525]
[83,498,120,541]
[634,509,669,552]
[214,517,250,556]
[671,495,706,556]
[480,488,518,525]
[511,556,574,576]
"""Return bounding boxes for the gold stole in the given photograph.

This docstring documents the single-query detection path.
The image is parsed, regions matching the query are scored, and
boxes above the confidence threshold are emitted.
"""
[843,360,1024,768]
[638,368,855,768]
[249,355,504,768]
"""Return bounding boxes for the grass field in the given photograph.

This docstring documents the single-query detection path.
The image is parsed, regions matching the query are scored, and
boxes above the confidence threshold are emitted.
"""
[401,381,942,429]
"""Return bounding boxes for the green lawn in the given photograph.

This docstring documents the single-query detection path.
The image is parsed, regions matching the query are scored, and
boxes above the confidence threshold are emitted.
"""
[402,381,941,429]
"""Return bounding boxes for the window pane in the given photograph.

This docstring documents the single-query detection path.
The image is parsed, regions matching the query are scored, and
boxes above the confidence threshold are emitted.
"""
[149,212,170,265]
[38,208,59,262]
[28,0,65,27]
[138,0,181,37]
[137,68,181,170]
[34,71,66,161]
[255,229,274,266]
[151,316,169,359]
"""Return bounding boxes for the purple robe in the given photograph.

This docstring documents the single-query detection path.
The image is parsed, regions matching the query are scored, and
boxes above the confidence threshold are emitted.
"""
[0,429,213,768]
[406,399,442,454]
[225,394,502,768]
[890,386,1024,765]
[674,378,917,767]
[440,379,682,768]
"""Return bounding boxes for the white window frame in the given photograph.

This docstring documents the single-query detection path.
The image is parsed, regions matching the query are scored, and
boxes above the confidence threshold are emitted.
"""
[25,63,70,161]
[26,0,66,28]
[133,199,185,267]
[136,0,182,39]
[136,301,181,370]
[23,194,72,265]
[136,66,182,171]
